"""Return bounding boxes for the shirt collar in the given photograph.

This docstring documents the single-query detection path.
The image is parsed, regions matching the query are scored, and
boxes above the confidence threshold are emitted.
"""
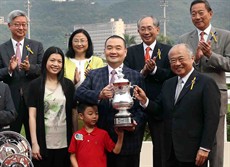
[178,67,194,84]
[11,38,24,48]
[143,40,156,51]
[82,126,98,136]
[108,64,123,74]
[197,24,212,37]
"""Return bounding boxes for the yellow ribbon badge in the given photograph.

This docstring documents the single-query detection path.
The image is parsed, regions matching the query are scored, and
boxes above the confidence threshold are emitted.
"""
[26,45,34,54]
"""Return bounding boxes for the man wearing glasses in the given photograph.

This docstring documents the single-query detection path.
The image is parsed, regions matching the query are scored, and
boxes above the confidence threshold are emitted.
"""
[124,16,174,167]
[0,10,44,142]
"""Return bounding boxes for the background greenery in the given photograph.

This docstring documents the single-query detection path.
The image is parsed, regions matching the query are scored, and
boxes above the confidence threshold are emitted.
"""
[0,0,230,52]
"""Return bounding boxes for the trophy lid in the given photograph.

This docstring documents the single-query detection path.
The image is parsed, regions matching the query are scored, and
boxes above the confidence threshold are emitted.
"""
[113,68,129,84]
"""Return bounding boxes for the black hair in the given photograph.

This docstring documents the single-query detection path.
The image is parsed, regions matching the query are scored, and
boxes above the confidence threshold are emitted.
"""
[77,102,97,114]
[190,0,212,13]
[41,46,66,93]
[66,28,93,59]
[104,35,126,48]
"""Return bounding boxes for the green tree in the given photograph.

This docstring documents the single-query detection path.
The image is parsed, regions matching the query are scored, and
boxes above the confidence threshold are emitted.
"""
[157,34,175,45]
[124,34,137,47]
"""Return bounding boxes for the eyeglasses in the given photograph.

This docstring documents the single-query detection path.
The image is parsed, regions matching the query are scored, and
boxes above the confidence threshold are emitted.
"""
[73,39,88,45]
[169,57,187,64]
[12,23,28,28]
[139,26,155,33]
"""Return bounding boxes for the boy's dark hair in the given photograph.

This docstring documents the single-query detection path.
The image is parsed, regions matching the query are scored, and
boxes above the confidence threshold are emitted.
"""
[77,102,97,114]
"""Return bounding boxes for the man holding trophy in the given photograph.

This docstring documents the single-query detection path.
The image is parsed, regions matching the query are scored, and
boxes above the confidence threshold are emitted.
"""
[75,35,146,167]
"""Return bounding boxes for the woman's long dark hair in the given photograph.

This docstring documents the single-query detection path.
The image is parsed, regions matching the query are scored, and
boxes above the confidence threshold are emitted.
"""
[41,46,67,93]
[66,28,94,59]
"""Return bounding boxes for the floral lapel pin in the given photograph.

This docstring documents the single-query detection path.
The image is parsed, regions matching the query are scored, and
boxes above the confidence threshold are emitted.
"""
[190,77,196,90]
[26,45,34,54]
[157,49,161,60]
[210,31,217,43]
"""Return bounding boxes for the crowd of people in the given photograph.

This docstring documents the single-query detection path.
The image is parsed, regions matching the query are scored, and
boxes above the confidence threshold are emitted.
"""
[0,0,229,167]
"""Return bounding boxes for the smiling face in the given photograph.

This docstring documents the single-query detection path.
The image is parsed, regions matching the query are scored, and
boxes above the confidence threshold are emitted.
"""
[169,44,194,78]
[72,32,89,58]
[191,2,213,31]
[46,53,63,76]
[138,16,160,46]
[104,37,127,69]
[8,16,28,41]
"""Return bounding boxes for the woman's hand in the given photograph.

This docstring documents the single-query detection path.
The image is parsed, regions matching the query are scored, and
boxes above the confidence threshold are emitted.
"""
[74,67,81,84]
[32,143,42,160]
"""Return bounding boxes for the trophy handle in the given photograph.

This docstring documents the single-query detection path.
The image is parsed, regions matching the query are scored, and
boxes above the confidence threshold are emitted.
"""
[130,84,137,100]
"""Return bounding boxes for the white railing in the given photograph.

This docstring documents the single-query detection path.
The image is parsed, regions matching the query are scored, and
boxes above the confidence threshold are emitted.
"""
[140,141,230,167]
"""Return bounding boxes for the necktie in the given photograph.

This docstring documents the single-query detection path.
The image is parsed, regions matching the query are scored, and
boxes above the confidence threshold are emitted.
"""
[200,31,205,42]
[145,47,151,62]
[175,78,183,103]
[110,70,116,84]
[16,42,21,65]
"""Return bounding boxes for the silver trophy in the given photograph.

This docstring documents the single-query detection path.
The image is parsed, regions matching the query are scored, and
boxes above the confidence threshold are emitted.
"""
[0,131,33,167]
[112,68,135,128]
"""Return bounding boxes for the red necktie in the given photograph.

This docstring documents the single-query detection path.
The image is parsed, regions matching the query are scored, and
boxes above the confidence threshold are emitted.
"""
[200,31,205,42]
[145,47,151,62]
[16,42,21,65]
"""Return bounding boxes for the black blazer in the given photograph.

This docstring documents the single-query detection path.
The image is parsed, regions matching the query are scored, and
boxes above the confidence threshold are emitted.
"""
[146,70,220,162]
[124,42,174,100]
[0,38,44,109]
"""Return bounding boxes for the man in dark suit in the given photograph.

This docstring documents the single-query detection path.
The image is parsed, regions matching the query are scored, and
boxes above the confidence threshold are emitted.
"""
[76,35,146,167]
[0,10,44,141]
[0,81,17,131]
[134,43,220,167]
[124,15,174,167]
[178,1,230,166]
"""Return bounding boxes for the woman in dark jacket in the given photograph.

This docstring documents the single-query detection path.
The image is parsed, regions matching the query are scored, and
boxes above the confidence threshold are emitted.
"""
[28,46,76,167]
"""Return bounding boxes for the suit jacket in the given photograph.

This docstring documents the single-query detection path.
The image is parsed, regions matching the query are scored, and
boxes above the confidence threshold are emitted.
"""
[0,81,17,129]
[75,65,147,155]
[124,42,174,101]
[0,38,44,109]
[179,27,230,115]
[146,70,220,162]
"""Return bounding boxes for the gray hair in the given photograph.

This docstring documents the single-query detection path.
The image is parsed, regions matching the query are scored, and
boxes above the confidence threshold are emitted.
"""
[169,43,194,58]
[137,16,160,28]
[7,10,28,23]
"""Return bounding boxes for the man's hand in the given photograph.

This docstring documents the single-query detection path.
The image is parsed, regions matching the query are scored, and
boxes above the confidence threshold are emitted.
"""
[195,149,209,166]
[199,41,212,58]
[8,55,18,73]
[20,56,30,71]
[141,57,156,76]
[195,46,204,63]
[99,84,114,100]
[134,85,147,105]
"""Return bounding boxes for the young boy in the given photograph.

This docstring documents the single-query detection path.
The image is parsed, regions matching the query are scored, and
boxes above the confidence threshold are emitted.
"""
[68,102,124,167]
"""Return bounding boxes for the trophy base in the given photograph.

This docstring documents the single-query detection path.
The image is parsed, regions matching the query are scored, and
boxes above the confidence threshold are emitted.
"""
[114,116,134,128]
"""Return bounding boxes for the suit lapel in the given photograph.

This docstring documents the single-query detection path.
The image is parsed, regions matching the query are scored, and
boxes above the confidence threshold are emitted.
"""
[5,40,14,59]
[176,71,198,104]
[22,38,30,61]
[137,43,145,67]
[189,30,199,51]
[208,27,218,49]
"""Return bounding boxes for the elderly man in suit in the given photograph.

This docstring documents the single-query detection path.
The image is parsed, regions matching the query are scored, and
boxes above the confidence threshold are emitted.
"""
[134,43,220,167]
[0,81,17,131]
[178,1,230,166]
[0,10,44,141]
[75,35,146,167]
[124,15,174,167]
